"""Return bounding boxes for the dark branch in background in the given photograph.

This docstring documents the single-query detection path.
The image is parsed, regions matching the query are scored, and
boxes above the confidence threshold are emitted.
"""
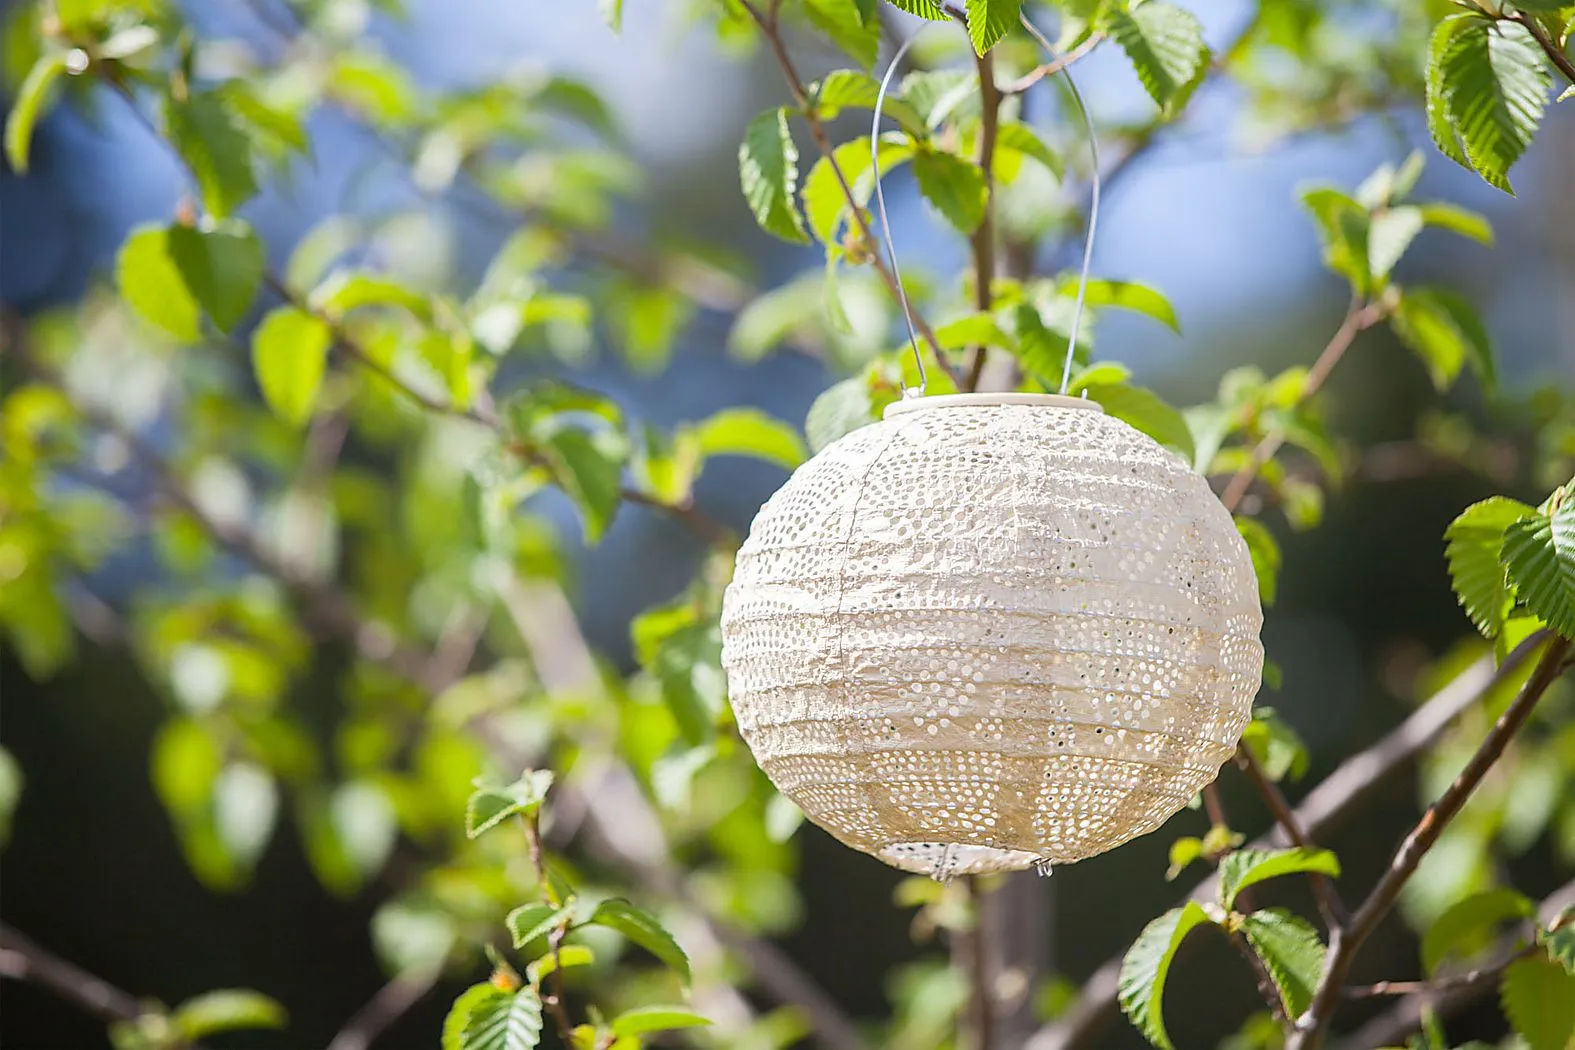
[1023,630,1550,1050]
[962,876,996,1050]
[1286,636,1572,1050]
[963,47,1002,394]
[1235,750,1350,931]
[325,972,441,1050]
[1333,880,1575,1050]
[737,0,954,380]
[0,924,200,1049]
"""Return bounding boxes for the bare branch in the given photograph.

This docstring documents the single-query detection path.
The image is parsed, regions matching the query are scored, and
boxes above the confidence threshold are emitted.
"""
[1287,635,1571,1050]
[1512,11,1575,86]
[1332,879,1575,1050]
[963,48,1002,394]
[326,971,441,1050]
[737,0,953,381]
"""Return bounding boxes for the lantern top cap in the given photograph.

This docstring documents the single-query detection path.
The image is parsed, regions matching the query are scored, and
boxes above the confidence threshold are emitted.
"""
[882,392,1105,420]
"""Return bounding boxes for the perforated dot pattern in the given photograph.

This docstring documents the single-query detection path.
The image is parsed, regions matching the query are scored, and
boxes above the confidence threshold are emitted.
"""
[719,397,1264,875]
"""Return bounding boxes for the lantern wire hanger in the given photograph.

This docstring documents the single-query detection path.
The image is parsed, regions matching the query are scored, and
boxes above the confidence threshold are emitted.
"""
[870,9,1103,400]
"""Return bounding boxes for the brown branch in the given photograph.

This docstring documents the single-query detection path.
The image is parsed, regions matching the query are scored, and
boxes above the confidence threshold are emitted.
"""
[1231,930,1290,1025]
[1000,36,1101,94]
[0,923,199,1048]
[520,815,576,1044]
[1219,298,1386,515]
[1332,879,1575,1050]
[963,48,1002,394]
[1235,750,1349,931]
[325,971,442,1050]
[1286,636,1572,1050]
[1512,11,1575,86]
[737,0,952,381]
[0,924,149,1024]
[1022,630,1550,1050]
[963,876,997,1050]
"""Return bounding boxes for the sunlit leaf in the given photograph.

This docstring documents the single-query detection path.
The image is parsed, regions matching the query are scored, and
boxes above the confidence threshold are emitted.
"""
[1118,902,1215,1050]
[740,108,810,243]
[1501,956,1575,1050]
[1503,494,1575,640]
[1445,496,1535,639]
[588,898,690,983]
[1421,888,1534,975]
[252,306,332,427]
[1239,909,1324,1019]
[168,222,264,332]
[4,52,67,174]
[1218,847,1340,910]
[1106,1,1210,114]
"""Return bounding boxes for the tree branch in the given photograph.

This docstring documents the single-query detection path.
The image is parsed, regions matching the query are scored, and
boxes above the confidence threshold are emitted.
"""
[1022,630,1550,1050]
[1332,879,1575,1050]
[1219,298,1386,514]
[1235,750,1349,931]
[325,971,441,1050]
[963,48,1002,394]
[962,876,997,1050]
[0,924,148,1024]
[1286,635,1571,1050]
[737,0,952,381]
[1512,11,1575,86]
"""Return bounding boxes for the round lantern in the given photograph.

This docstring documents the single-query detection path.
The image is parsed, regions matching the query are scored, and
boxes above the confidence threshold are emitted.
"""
[719,393,1264,877]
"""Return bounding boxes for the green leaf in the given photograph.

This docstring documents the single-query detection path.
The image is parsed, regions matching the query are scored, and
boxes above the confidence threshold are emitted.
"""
[4,52,67,174]
[465,770,554,839]
[1080,383,1195,463]
[1240,708,1310,782]
[1427,15,1476,171]
[1542,923,1575,975]
[0,746,20,847]
[912,149,988,234]
[740,108,809,243]
[172,990,287,1041]
[1166,837,1203,881]
[505,902,573,949]
[805,374,876,452]
[1437,17,1551,194]
[609,1007,713,1037]
[588,899,690,983]
[1239,909,1325,1019]
[442,984,544,1050]
[1218,847,1340,910]
[167,223,263,332]
[310,271,433,321]
[802,136,915,245]
[117,224,202,342]
[804,0,881,68]
[994,122,1064,181]
[252,306,332,427]
[1421,888,1534,975]
[527,944,594,983]
[1503,494,1575,639]
[693,408,806,471]
[164,90,258,217]
[1368,206,1424,281]
[1301,187,1371,292]
[1501,956,1575,1050]
[1390,287,1496,392]
[808,70,925,136]
[884,0,949,19]
[1417,202,1494,245]
[1445,496,1536,639]
[1105,1,1210,115]
[1235,516,1281,606]
[540,427,625,543]
[632,600,724,744]
[966,0,1023,55]
[1117,902,1215,1050]
[1072,278,1180,332]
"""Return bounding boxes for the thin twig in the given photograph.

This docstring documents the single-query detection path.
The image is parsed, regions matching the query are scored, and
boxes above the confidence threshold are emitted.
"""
[1000,36,1102,94]
[0,923,199,1049]
[1219,298,1386,514]
[963,48,1002,394]
[1230,930,1290,1025]
[326,971,442,1050]
[1235,750,1350,931]
[1332,879,1575,1050]
[520,815,576,1043]
[1022,631,1549,1050]
[737,0,952,380]
[1287,636,1572,1050]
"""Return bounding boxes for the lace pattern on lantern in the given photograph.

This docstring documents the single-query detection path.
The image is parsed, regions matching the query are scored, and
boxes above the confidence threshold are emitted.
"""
[720,404,1264,876]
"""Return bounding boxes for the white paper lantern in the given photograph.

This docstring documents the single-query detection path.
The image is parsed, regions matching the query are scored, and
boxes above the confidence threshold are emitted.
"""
[719,393,1263,877]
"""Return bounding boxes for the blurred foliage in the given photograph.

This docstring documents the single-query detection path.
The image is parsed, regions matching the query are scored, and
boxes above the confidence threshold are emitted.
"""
[3,0,1575,1048]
